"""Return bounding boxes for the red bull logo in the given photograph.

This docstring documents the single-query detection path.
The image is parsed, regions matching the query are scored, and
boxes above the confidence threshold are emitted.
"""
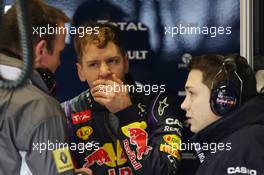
[123,139,142,170]
[83,146,133,175]
[83,148,112,167]
[128,128,152,160]
[83,141,127,168]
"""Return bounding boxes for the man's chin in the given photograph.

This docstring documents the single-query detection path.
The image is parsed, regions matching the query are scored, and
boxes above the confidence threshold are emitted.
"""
[190,125,199,134]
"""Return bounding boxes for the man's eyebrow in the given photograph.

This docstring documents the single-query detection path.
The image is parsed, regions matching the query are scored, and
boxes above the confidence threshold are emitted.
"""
[85,59,99,63]
[106,56,120,60]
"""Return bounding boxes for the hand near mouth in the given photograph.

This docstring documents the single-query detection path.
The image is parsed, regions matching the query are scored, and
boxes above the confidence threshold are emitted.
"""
[91,74,132,113]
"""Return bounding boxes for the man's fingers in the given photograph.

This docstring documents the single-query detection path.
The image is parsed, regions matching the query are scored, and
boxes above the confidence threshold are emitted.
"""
[93,97,111,105]
[91,82,125,95]
[92,79,107,87]
[91,84,105,94]
[112,74,123,84]
[92,79,118,88]
[92,76,123,88]
[92,91,109,98]
[91,85,118,97]
[92,90,111,99]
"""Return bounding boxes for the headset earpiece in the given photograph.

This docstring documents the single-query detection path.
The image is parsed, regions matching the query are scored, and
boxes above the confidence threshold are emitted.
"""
[210,55,243,117]
[210,81,240,116]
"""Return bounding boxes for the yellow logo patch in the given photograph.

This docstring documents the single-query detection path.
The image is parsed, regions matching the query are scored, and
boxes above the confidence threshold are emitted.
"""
[160,144,181,160]
[121,121,147,137]
[163,134,181,149]
[102,140,127,167]
[76,126,93,140]
[52,147,74,173]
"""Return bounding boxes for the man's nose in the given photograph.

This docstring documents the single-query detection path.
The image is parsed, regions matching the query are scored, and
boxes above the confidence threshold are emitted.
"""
[181,96,189,111]
[98,62,111,78]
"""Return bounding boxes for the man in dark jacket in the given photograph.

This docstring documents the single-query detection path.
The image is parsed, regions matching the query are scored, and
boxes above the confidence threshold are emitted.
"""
[181,54,264,175]
[0,1,91,174]
[62,23,184,175]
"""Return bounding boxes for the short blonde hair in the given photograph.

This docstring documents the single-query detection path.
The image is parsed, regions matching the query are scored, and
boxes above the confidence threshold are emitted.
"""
[74,23,126,63]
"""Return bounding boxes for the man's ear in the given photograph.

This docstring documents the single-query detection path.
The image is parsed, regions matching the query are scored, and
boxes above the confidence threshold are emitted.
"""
[124,53,129,74]
[34,40,47,67]
[76,62,86,82]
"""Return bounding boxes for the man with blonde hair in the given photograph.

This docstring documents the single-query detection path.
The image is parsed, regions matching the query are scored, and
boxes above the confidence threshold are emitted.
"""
[62,23,183,175]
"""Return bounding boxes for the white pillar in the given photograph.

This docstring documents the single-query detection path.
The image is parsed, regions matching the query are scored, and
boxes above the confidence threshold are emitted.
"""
[240,0,254,68]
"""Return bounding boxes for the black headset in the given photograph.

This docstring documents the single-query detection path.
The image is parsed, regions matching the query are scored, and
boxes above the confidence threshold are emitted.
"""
[210,55,243,117]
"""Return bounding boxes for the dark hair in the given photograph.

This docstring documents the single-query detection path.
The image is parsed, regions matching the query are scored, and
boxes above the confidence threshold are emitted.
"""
[188,54,257,104]
[0,0,70,55]
[74,22,126,63]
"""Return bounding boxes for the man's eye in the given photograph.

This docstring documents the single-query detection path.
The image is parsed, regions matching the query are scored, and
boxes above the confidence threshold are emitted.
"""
[88,63,97,68]
[108,59,118,65]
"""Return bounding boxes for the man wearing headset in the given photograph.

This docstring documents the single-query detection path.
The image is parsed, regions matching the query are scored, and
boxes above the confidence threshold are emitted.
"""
[181,54,264,174]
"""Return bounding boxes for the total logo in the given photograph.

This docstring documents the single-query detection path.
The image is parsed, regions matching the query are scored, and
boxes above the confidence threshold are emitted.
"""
[76,126,93,140]
[71,109,92,125]
[97,20,148,31]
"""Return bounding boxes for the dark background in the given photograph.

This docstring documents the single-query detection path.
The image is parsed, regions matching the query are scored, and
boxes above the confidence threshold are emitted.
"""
[253,0,264,71]
[5,0,240,102]
[3,0,241,174]
[254,0,264,57]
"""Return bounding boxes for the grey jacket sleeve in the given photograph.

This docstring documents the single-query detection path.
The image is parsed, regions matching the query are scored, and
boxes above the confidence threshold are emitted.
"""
[25,115,75,175]
[16,93,75,175]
